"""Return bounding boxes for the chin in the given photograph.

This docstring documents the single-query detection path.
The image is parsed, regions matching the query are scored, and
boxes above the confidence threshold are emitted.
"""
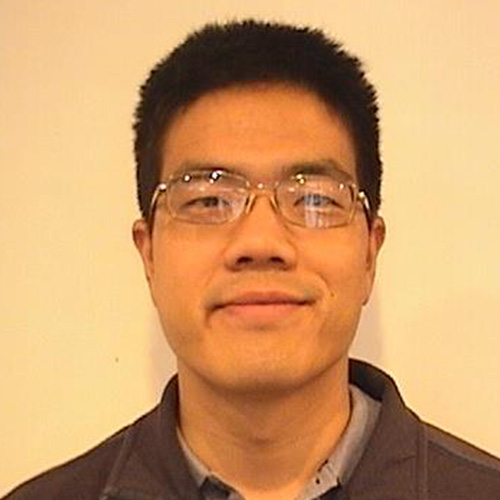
[195,352,345,398]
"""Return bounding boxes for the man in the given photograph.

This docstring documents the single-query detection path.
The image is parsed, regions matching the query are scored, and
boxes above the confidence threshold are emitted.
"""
[4,19,500,500]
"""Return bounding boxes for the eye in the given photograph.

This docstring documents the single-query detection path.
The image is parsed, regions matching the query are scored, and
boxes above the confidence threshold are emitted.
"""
[296,193,340,208]
[184,195,230,210]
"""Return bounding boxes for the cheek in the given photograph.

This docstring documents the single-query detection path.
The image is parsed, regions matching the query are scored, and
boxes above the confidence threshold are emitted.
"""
[148,227,221,330]
[151,242,200,308]
[304,234,369,301]
[148,241,205,355]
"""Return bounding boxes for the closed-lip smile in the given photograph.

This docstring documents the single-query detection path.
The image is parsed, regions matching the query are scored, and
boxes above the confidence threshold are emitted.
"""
[209,290,315,324]
[213,291,312,309]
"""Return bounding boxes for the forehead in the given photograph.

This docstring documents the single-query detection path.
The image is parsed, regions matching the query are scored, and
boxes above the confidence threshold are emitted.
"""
[161,83,358,183]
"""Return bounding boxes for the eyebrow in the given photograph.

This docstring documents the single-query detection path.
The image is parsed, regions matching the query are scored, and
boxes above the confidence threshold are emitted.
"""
[166,158,353,182]
[168,161,233,178]
[281,159,353,180]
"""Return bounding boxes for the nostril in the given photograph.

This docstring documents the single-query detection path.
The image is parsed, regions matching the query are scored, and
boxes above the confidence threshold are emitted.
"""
[270,256,285,265]
[233,255,287,271]
[236,256,253,266]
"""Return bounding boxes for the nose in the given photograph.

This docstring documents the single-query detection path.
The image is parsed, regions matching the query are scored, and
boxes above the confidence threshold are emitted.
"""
[223,195,298,272]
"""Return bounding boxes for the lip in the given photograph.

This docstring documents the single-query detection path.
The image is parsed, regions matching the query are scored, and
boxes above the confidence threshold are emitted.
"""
[209,290,314,325]
[212,291,312,309]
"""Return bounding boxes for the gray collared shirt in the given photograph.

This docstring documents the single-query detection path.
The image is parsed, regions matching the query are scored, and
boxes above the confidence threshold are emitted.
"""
[178,384,381,500]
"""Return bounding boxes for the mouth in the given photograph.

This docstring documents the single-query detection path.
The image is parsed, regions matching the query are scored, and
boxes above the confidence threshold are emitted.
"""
[211,291,314,324]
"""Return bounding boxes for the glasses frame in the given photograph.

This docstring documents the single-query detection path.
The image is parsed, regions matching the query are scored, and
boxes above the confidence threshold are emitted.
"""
[148,168,371,228]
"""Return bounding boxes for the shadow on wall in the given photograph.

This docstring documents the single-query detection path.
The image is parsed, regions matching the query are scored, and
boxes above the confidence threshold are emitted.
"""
[147,312,176,399]
[146,287,385,398]
[350,287,384,365]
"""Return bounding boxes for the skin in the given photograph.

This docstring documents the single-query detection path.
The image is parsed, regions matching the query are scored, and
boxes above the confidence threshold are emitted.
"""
[133,83,385,500]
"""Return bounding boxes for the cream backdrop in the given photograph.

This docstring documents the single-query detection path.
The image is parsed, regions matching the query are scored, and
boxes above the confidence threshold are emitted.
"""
[1,0,499,494]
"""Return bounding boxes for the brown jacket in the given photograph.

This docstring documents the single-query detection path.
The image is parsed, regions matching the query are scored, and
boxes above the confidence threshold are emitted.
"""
[4,360,500,499]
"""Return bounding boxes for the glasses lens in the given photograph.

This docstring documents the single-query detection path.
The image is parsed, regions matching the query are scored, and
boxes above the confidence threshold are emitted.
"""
[278,174,355,228]
[168,171,248,224]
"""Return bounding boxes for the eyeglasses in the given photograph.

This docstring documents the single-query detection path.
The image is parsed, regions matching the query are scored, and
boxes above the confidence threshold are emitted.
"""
[148,168,371,229]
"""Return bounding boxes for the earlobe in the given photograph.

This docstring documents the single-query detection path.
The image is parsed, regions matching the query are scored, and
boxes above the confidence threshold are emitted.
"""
[363,216,386,304]
[370,217,386,263]
[132,219,154,282]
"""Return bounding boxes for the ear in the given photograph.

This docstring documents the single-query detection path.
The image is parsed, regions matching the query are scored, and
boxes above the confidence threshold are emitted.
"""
[132,219,155,283]
[363,216,386,305]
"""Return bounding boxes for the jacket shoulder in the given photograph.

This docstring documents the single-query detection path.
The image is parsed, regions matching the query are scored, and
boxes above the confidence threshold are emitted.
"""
[2,430,126,500]
[0,405,160,500]
[426,423,500,498]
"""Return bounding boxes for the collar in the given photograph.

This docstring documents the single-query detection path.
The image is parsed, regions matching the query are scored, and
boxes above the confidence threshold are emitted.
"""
[177,385,381,500]
[100,360,425,500]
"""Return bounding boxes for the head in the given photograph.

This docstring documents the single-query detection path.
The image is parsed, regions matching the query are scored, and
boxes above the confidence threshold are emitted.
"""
[132,20,385,396]
[134,20,382,222]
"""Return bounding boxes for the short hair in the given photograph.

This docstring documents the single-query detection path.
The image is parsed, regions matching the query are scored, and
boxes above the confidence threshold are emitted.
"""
[134,19,382,220]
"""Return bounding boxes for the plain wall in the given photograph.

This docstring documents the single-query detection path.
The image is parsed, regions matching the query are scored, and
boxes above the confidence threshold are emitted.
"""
[1,0,499,494]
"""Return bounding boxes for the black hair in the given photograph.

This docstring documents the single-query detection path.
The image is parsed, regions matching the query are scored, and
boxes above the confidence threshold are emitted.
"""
[134,19,382,219]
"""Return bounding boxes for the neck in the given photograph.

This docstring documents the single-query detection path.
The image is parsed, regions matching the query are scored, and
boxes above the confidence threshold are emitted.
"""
[178,359,350,500]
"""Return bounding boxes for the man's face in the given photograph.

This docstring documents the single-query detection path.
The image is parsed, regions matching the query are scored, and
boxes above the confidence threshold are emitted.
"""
[134,84,385,394]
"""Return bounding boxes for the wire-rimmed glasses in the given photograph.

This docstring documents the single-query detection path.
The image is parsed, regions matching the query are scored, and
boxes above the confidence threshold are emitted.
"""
[148,168,370,229]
